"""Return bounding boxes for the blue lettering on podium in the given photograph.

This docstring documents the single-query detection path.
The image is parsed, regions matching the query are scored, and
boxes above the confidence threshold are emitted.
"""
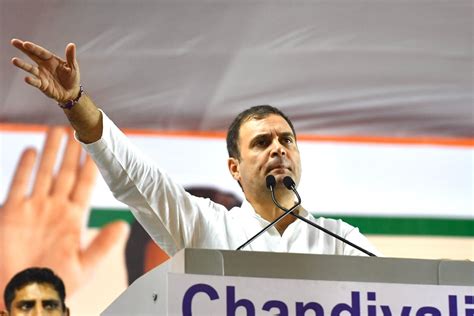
[182,283,219,316]
[180,282,470,316]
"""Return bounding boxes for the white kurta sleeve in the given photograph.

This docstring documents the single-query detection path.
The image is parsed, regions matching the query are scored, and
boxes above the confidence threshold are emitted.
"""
[79,111,227,256]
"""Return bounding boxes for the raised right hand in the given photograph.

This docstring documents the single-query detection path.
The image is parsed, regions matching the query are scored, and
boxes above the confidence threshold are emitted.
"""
[11,39,81,104]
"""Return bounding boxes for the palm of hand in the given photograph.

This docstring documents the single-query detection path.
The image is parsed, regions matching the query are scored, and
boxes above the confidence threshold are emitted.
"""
[36,56,79,102]
[0,128,129,298]
[1,196,86,292]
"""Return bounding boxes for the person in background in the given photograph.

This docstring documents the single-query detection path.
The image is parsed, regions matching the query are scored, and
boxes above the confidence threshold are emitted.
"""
[2,267,69,316]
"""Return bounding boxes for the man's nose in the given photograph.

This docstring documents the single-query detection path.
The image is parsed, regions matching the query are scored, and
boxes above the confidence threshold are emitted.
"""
[270,139,286,157]
[32,306,45,316]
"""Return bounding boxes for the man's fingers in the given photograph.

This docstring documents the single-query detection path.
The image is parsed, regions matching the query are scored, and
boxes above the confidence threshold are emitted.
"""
[23,41,54,61]
[12,57,40,77]
[5,148,37,205]
[32,127,65,197]
[11,38,53,63]
[51,132,81,197]
[24,76,42,89]
[81,221,130,271]
[65,43,77,70]
[11,38,26,51]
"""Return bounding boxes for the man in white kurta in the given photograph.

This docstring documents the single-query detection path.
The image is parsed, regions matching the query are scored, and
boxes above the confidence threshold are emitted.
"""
[11,39,379,258]
[81,111,378,257]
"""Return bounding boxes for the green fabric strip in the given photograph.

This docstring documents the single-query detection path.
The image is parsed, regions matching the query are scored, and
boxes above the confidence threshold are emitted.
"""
[327,215,473,237]
[88,208,474,237]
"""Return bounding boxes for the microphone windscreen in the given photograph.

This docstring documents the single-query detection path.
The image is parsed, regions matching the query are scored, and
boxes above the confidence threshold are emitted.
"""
[283,176,295,190]
[266,175,276,189]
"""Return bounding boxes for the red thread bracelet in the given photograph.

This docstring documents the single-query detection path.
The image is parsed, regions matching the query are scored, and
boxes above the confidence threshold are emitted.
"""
[58,85,83,110]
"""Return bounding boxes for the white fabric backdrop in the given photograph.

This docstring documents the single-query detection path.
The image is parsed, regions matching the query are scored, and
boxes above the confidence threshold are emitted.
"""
[1,0,472,137]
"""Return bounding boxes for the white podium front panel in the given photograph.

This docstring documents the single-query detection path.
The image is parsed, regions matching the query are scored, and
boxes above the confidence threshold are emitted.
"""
[102,249,474,315]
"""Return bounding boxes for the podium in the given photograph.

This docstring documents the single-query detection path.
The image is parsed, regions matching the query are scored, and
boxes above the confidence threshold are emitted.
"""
[102,249,473,315]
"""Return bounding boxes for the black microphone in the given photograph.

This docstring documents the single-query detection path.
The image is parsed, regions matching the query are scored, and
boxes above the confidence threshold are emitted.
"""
[236,175,301,251]
[266,174,276,190]
[276,176,376,257]
[283,176,296,190]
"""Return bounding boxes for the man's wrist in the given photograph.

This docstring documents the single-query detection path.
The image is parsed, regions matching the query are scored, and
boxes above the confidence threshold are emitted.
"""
[58,85,84,110]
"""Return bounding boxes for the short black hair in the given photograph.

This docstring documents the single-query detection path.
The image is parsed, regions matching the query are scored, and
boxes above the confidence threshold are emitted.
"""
[3,267,66,312]
[226,105,296,160]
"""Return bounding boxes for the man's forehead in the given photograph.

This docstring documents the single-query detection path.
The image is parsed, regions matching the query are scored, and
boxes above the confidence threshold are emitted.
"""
[13,283,60,301]
[240,114,293,136]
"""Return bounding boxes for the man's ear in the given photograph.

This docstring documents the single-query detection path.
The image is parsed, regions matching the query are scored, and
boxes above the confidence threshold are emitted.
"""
[227,157,240,181]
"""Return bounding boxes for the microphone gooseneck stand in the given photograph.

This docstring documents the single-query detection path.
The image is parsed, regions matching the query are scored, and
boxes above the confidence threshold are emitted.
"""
[237,175,376,257]
[275,176,376,257]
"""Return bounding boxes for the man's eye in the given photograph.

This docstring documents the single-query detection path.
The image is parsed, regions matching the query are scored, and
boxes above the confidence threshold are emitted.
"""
[43,302,59,310]
[255,139,268,147]
[19,302,34,310]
